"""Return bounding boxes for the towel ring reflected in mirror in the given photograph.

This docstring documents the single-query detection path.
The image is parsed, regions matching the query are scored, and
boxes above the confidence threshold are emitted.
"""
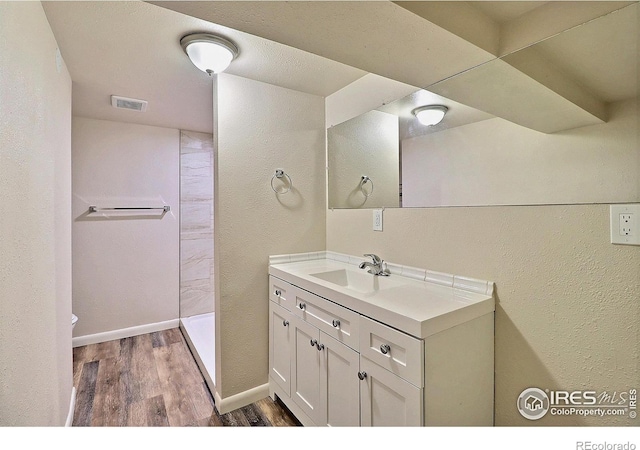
[360,175,373,198]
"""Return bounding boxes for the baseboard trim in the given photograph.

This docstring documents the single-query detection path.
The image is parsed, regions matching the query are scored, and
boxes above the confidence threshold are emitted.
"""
[72,319,180,347]
[65,386,76,427]
[214,383,270,415]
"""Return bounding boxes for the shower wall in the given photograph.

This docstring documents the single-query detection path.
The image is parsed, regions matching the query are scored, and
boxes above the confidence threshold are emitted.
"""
[180,130,214,318]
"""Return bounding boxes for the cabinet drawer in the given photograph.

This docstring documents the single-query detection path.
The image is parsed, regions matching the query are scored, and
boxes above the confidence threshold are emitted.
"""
[269,276,295,311]
[292,286,360,351]
[359,316,424,387]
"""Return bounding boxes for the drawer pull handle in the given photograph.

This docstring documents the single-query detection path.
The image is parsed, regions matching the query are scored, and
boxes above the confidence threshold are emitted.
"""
[316,342,325,351]
[274,289,282,297]
[310,339,318,347]
[298,303,306,310]
[380,344,391,355]
[332,319,340,328]
[357,371,367,381]
[282,320,289,327]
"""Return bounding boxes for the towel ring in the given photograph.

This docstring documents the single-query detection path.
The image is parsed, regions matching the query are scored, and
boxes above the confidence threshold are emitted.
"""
[360,175,373,198]
[271,169,292,194]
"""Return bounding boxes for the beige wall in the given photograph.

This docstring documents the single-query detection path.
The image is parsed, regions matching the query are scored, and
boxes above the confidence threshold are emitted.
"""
[216,73,326,399]
[402,98,639,207]
[72,117,180,337]
[328,110,400,209]
[327,205,639,426]
[0,1,73,426]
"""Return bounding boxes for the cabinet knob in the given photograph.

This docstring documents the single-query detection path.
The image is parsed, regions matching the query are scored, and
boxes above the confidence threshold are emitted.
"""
[298,302,306,310]
[282,320,289,327]
[274,289,282,297]
[316,342,325,351]
[380,344,391,355]
[332,319,340,328]
[310,339,318,347]
[357,371,367,381]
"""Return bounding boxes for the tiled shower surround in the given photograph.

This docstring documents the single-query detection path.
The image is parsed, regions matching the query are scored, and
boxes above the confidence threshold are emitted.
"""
[180,131,214,318]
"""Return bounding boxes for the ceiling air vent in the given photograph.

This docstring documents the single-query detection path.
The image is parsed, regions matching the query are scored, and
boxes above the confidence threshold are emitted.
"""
[111,95,148,112]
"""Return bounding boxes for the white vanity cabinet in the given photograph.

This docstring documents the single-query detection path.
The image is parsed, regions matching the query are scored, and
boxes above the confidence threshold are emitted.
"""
[290,314,324,423]
[268,256,495,427]
[358,315,424,426]
[268,301,291,397]
[322,332,360,426]
[269,279,427,426]
[290,316,362,427]
[269,283,361,426]
[359,355,422,426]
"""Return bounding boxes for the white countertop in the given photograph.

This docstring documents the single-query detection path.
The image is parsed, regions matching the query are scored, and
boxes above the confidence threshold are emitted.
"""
[269,258,495,339]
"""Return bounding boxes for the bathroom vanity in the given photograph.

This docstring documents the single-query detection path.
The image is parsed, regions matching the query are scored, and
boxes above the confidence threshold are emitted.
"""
[268,252,495,427]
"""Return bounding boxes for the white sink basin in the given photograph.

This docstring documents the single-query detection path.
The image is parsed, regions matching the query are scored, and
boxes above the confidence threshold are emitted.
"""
[269,255,495,338]
[310,268,405,294]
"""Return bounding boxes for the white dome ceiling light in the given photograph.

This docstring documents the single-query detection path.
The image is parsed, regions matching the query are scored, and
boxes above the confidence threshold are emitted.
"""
[180,33,239,75]
[412,105,448,126]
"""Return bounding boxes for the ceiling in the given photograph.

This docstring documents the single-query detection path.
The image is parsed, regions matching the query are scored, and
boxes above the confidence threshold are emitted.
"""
[471,1,549,23]
[44,1,638,136]
[367,1,638,138]
[424,2,638,133]
[42,1,367,134]
[529,7,638,104]
[376,89,495,139]
[150,1,498,89]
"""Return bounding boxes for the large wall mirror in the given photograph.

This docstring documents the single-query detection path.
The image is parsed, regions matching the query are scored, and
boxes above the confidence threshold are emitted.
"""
[327,2,639,208]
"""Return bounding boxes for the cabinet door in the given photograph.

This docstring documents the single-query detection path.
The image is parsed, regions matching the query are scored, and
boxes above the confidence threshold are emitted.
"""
[359,357,423,427]
[290,315,325,424]
[269,302,292,396]
[320,332,360,427]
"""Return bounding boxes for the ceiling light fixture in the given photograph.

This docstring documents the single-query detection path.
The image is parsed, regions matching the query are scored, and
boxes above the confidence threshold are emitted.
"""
[412,105,448,126]
[180,33,239,76]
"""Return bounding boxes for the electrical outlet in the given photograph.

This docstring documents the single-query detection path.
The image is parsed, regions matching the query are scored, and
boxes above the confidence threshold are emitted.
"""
[620,214,633,236]
[610,205,640,245]
[373,209,383,232]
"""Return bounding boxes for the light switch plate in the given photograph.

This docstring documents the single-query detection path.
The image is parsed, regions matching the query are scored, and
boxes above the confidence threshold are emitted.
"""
[610,204,640,245]
[373,209,383,231]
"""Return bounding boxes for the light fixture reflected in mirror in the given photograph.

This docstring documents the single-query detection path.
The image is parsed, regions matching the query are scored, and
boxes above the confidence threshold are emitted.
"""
[181,33,239,75]
[412,105,448,126]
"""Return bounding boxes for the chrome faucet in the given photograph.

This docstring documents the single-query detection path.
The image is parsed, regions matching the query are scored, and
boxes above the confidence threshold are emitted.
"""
[358,254,389,276]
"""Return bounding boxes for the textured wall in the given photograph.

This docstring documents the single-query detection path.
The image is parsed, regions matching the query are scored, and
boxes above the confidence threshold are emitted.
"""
[72,117,179,337]
[0,1,72,425]
[328,110,400,208]
[180,131,215,318]
[216,73,326,398]
[327,205,639,425]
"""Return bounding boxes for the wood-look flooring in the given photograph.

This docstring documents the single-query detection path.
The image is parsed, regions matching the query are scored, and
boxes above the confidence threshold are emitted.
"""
[72,328,300,427]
